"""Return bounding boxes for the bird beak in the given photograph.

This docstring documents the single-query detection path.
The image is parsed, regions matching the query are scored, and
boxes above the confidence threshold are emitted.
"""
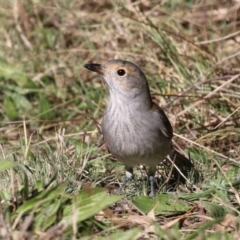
[84,63,105,75]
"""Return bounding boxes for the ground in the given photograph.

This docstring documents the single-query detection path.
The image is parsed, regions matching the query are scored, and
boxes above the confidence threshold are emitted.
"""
[0,0,240,239]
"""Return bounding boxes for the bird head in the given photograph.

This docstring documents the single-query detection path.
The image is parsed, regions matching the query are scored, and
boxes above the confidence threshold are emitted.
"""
[84,59,151,101]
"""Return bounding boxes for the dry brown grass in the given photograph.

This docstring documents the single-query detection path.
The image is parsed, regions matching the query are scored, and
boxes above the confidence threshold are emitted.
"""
[0,0,240,239]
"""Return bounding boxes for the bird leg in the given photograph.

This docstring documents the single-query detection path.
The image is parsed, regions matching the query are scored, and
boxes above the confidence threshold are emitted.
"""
[148,167,156,197]
[118,166,156,197]
[118,166,133,194]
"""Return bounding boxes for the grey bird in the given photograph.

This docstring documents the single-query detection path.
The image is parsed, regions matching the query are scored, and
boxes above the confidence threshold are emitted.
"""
[84,59,193,196]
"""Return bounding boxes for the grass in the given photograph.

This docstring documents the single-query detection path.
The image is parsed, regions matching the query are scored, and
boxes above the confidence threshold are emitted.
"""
[0,0,240,239]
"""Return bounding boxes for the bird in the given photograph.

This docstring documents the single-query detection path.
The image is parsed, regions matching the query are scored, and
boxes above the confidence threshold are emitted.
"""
[84,59,194,196]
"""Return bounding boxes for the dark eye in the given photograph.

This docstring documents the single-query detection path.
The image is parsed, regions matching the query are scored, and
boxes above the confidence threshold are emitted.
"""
[117,69,126,76]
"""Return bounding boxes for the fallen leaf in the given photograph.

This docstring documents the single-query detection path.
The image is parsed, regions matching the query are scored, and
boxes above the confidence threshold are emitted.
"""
[214,214,238,232]
[147,202,159,220]
[127,215,153,226]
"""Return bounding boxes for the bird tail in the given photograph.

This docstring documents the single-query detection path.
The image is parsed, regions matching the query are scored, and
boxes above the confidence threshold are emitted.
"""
[168,149,201,183]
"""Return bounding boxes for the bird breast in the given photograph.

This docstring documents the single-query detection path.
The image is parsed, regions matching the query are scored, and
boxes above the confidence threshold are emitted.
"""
[101,100,171,167]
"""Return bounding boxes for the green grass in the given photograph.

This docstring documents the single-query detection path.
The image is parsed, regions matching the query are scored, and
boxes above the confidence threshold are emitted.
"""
[0,0,240,239]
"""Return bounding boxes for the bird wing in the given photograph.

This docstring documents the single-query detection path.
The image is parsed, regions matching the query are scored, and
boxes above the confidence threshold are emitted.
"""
[151,102,173,140]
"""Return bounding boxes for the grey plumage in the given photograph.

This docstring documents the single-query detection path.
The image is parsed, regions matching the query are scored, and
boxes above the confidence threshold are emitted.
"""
[84,59,194,196]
